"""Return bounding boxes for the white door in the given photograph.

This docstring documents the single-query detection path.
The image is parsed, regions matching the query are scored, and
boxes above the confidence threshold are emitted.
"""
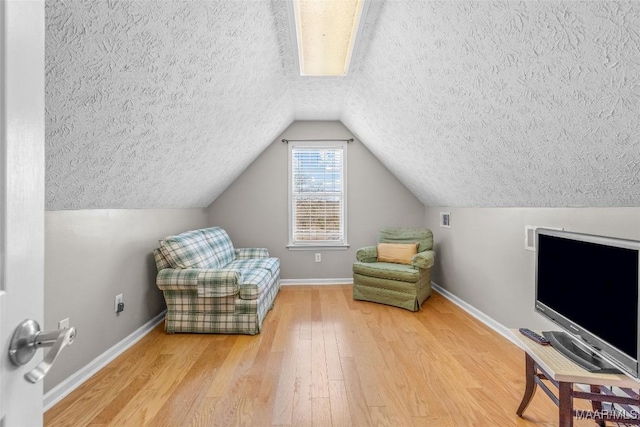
[1,0,45,426]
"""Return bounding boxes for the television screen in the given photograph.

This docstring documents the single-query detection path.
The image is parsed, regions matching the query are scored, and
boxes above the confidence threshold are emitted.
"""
[536,230,640,372]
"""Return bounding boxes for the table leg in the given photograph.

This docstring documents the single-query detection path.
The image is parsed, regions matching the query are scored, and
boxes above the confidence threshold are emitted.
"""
[517,353,537,417]
[590,385,605,427]
[558,381,574,427]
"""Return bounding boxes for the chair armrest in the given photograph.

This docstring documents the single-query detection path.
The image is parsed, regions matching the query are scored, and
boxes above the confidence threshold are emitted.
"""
[356,246,378,263]
[157,269,198,291]
[234,248,269,259]
[156,268,240,297]
[197,269,241,297]
[412,250,435,269]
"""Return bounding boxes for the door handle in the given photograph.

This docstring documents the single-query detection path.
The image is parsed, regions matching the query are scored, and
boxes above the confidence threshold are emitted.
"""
[8,319,77,383]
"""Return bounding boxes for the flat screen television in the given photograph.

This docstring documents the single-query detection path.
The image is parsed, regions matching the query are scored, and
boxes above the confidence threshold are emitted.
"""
[535,228,640,378]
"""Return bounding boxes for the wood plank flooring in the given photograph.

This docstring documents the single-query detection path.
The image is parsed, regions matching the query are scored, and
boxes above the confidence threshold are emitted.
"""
[45,285,591,426]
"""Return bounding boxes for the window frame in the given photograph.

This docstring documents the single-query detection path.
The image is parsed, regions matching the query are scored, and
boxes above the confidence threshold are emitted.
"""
[287,140,349,250]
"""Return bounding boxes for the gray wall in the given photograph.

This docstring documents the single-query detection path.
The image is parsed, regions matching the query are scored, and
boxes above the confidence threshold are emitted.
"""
[424,207,640,331]
[207,121,425,280]
[44,208,208,392]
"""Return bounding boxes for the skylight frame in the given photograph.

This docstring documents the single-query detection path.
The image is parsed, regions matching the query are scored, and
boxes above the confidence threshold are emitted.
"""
[287,0,370,77]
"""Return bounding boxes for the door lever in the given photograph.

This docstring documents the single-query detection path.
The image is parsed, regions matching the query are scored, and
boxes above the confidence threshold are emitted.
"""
[8,319,77,383]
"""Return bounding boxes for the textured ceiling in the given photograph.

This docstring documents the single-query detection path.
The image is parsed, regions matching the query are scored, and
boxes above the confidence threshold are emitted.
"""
[342,0,640,207]
[46,0,295,209]
[46,0,640,209]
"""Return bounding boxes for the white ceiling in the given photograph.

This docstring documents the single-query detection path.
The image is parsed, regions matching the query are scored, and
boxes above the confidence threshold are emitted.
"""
[45,0,640,209]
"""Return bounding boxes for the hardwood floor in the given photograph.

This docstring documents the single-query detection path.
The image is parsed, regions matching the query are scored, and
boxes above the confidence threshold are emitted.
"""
[45,285,591,426]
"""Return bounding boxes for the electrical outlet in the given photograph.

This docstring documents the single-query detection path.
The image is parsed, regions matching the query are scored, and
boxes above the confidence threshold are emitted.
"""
[58,317,69,329]
[315,253,321,263]
[115,294,123,313]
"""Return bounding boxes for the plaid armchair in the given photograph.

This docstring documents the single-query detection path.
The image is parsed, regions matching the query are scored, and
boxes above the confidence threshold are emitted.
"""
[154,227,280,335]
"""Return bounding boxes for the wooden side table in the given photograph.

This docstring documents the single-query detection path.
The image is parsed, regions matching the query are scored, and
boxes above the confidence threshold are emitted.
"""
[512,330,640,426]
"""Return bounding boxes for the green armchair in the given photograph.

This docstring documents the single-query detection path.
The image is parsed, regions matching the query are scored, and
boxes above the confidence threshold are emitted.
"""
[352,227,435,311]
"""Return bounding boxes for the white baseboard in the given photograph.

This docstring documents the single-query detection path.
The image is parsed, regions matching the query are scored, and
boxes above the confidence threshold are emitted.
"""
[431,282,518,347]
[280,278,354,286]
[43,310,167,411]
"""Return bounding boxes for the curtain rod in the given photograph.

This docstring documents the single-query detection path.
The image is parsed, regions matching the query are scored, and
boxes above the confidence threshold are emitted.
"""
[281,138,354,144]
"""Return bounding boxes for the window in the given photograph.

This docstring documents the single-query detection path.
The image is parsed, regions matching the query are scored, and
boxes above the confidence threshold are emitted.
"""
[288,141,348,249]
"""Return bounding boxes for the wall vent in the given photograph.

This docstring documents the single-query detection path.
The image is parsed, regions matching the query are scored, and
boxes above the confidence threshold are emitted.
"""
[439,212,451,228]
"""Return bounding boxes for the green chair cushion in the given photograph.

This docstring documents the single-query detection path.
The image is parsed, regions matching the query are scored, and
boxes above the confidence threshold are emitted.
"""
[378,227,433,252]
[353,261,419,283]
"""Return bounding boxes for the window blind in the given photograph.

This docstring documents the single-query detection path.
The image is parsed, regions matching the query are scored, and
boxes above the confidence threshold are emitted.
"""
[291,147,344,243]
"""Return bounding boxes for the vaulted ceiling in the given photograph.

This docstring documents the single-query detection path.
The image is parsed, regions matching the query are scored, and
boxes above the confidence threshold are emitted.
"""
[45,0,640,210]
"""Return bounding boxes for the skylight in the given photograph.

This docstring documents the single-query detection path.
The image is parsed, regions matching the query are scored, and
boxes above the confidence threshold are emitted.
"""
[291,0,368,77]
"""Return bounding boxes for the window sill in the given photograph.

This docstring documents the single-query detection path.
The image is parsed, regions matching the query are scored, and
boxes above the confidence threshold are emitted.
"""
[286,244,350,251]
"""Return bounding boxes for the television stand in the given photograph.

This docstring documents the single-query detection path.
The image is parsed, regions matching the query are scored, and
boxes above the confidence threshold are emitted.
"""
[512,330,640,427]
[542,331,622,374]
